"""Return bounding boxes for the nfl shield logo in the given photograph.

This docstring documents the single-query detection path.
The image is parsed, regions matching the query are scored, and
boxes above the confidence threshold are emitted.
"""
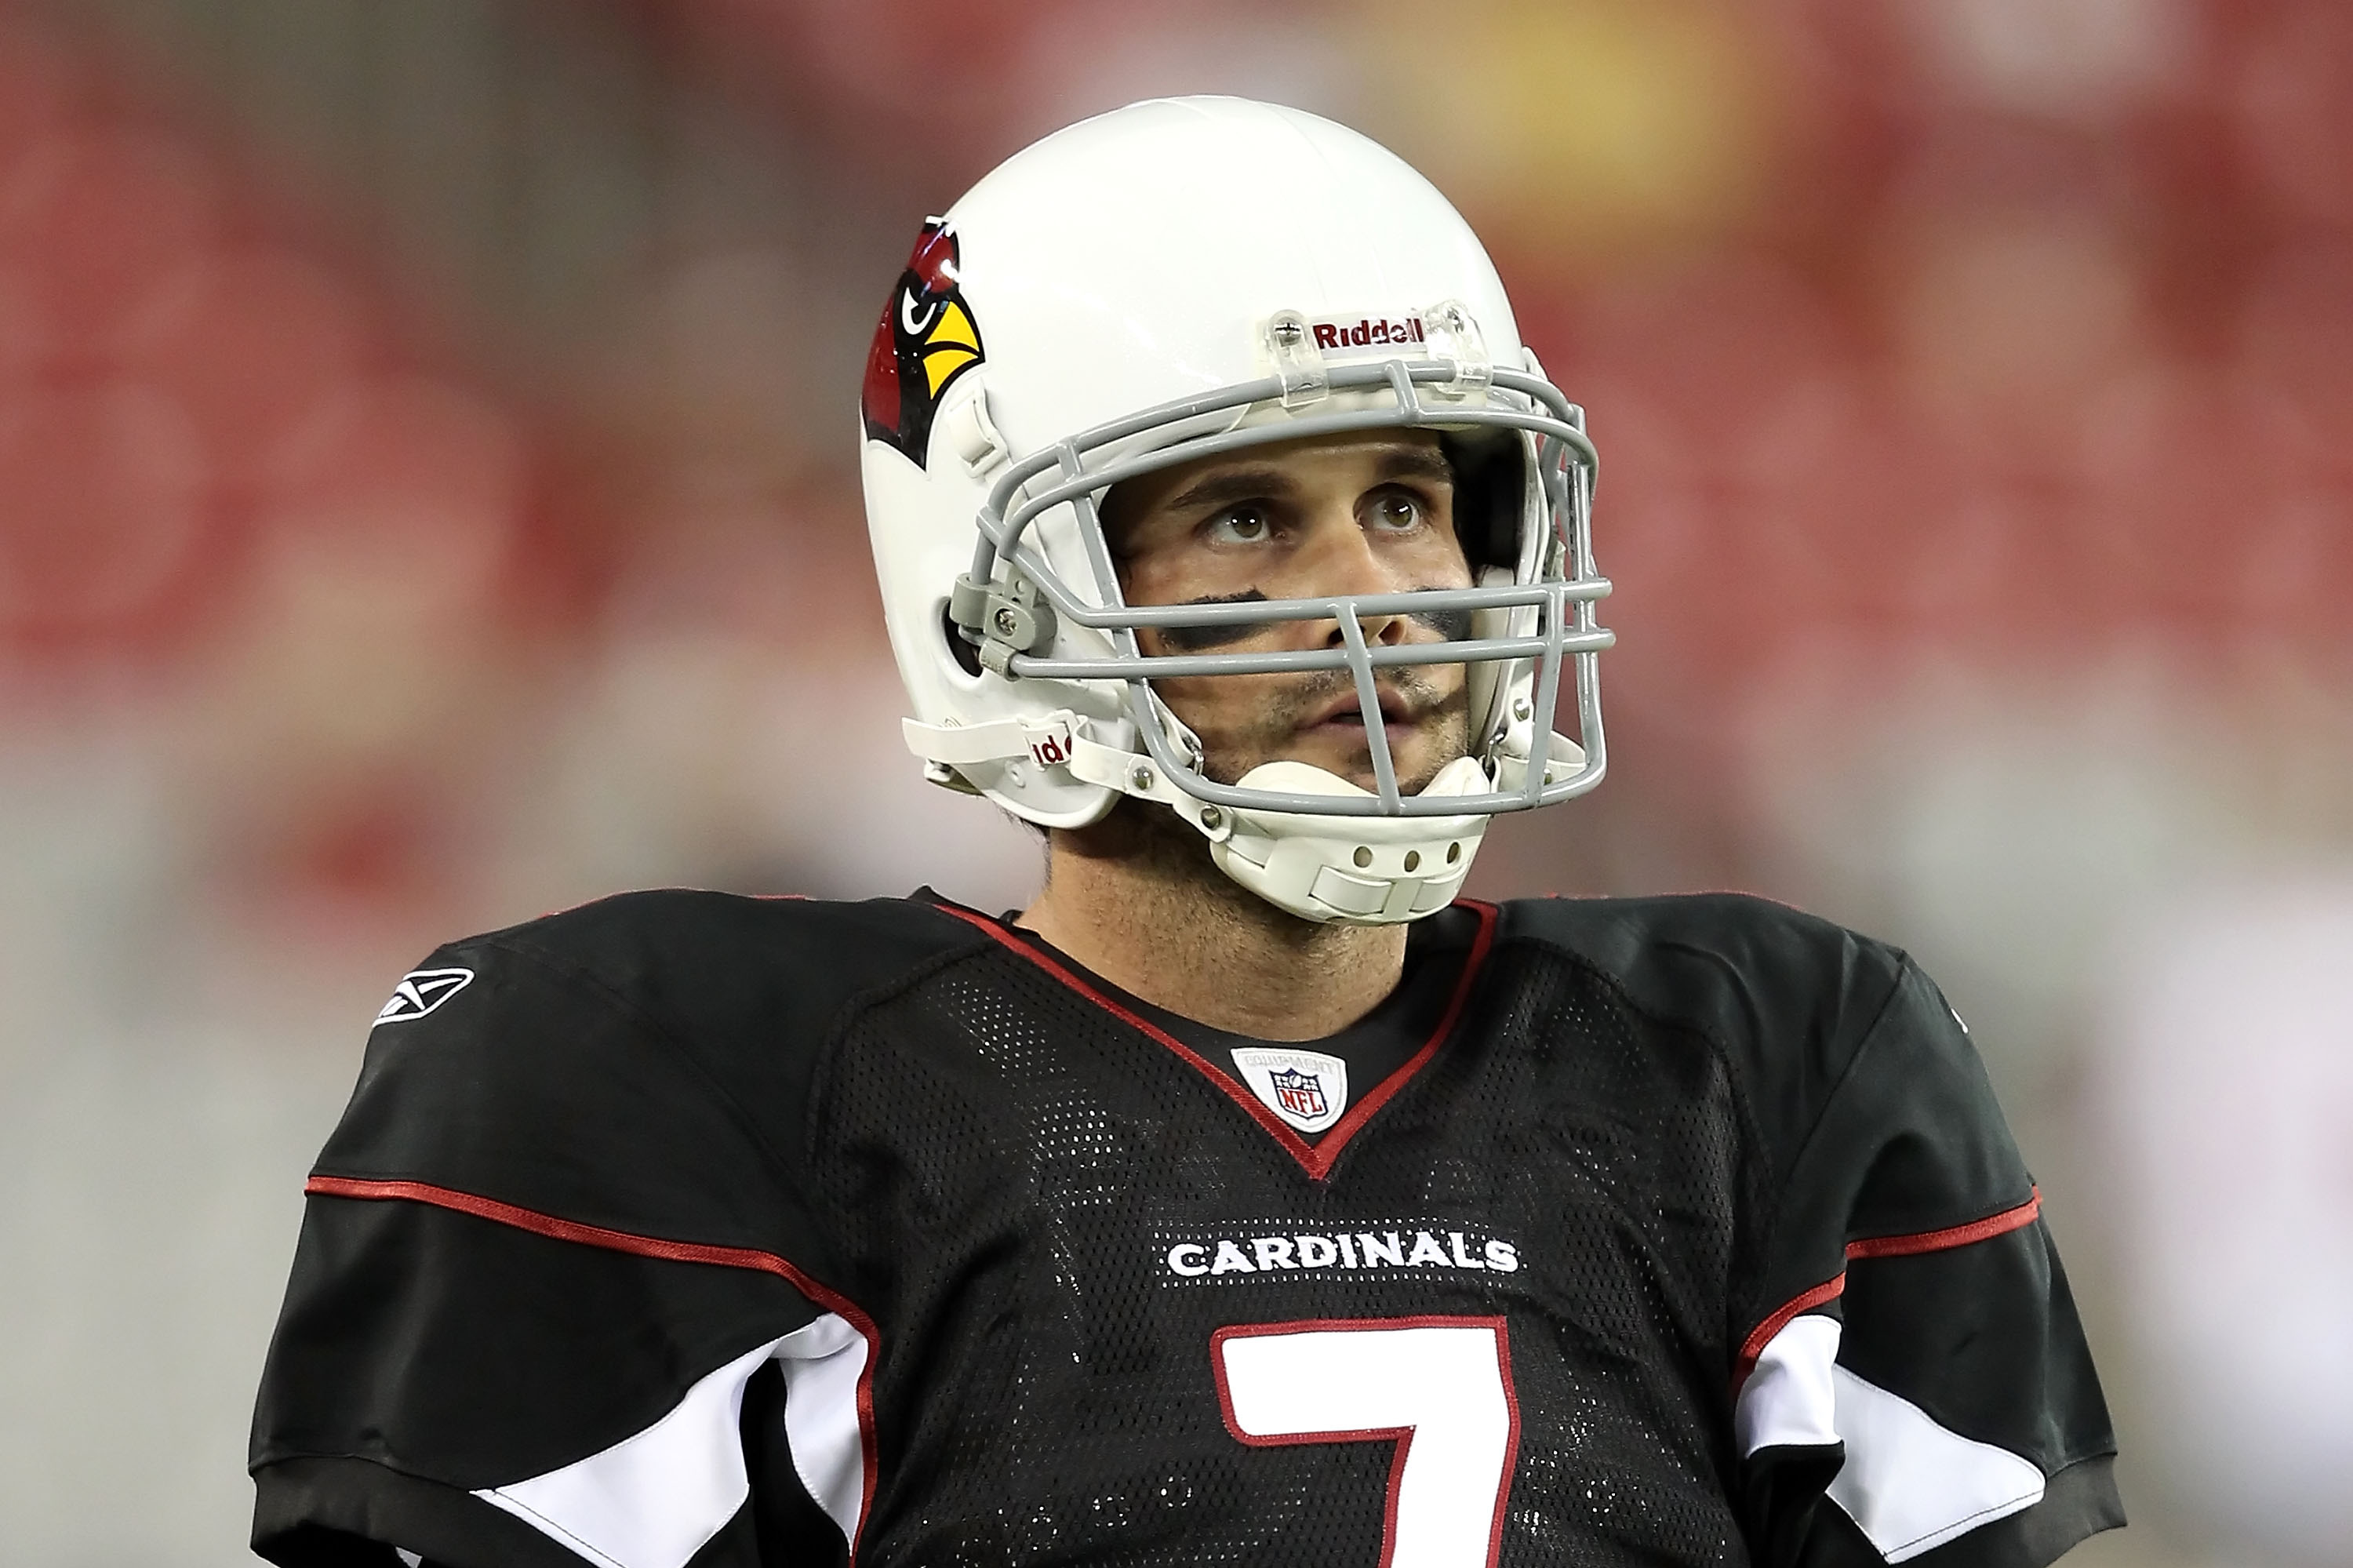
[1270,1067,1327,1120]
[1232,1046,1347,1133]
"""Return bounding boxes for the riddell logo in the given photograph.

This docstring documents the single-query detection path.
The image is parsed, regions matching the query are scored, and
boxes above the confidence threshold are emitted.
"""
[1308,315,1426,353]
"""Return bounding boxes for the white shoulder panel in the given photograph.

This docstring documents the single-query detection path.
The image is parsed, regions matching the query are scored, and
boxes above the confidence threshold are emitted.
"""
[774,1311,872,1544]
[471,1335,789,1568]
[1736,1312,2048,1562]
[1734,1312,1842,1454]
[1827,1364,2046,1563]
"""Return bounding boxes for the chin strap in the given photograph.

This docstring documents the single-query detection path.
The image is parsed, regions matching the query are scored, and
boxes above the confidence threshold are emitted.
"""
[904,712,1231,834]
[903,711,1581,925]
[1206,755,1491,923]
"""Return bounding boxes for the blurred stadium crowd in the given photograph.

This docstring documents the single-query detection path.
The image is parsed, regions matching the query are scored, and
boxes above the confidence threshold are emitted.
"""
[0,0,2348,1563]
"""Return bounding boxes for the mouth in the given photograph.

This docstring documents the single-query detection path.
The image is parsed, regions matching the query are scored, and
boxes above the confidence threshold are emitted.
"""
[1300,687,1414,734]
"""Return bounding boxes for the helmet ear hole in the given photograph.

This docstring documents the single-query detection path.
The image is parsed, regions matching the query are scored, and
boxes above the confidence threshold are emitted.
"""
[940,600,984,677]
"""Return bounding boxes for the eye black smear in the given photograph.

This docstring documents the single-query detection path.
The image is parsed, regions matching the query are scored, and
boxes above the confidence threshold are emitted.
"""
[1413,607,1475,642]
[1152,591,1273,652]
[1148,593,1475,653]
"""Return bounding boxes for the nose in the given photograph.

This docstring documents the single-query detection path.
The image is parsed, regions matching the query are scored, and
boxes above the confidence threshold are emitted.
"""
[1300,511,1417,648]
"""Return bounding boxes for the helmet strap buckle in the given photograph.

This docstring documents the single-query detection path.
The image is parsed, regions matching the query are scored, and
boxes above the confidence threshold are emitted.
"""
[951,572,1059,676]
[1420,300,1493,402]
[1262,310,1331,409]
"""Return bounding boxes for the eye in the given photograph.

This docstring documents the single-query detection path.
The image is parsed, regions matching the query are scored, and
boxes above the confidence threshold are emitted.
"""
[1364,489,1426,533]
[1203,505,1275,544]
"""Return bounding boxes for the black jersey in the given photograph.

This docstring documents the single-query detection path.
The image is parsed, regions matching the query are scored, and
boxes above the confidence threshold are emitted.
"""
[249,891,2121,1568]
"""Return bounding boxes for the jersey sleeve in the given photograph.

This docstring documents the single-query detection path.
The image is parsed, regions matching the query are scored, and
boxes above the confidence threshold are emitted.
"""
[249,926,871,1568]
[1731,959,2122,1568]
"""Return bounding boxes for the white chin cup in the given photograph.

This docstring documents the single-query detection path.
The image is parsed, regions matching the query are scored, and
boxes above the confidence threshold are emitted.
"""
[1207,757,1493,926]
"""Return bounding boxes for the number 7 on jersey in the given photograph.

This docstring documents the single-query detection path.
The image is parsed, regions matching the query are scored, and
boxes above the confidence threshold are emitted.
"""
[1212,1317,1520,1568]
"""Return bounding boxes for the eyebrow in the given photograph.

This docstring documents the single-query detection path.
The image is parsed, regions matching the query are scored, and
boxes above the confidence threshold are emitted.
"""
[1160,445,1454,514]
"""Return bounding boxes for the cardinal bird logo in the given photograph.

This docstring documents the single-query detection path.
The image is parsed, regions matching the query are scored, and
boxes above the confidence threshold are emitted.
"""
[861,217,985,467]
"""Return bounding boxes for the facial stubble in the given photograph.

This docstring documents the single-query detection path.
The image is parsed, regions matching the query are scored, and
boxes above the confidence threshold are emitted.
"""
[1055,663,1467,892]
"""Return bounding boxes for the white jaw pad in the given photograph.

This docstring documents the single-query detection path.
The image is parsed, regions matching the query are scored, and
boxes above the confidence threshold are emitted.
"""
[1209,756,1490,925]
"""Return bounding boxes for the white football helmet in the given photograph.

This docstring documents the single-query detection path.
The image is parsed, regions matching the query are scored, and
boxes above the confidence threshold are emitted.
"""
[860,96,1610,924]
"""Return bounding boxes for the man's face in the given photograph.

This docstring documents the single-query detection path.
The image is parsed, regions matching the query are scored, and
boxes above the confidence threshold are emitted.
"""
[1102,428,1476,793]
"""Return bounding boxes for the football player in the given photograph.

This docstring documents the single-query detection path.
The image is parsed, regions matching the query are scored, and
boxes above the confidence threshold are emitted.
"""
[251,98,2122,1568]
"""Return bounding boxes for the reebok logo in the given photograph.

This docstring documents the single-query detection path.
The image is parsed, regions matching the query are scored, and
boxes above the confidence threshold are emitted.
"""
[375,968,475,1025]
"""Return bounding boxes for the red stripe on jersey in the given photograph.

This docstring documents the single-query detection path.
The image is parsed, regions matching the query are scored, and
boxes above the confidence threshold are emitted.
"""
[1845,1187,2041,1259]
[1733,1275,1849,1391]
[1732,1188,2044,1392]
[304,1174,883,1560]
[931,900,1497,1183]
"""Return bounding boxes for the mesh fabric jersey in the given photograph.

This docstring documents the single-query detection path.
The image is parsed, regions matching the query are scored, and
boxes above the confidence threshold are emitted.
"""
[250,891,2120,1568]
